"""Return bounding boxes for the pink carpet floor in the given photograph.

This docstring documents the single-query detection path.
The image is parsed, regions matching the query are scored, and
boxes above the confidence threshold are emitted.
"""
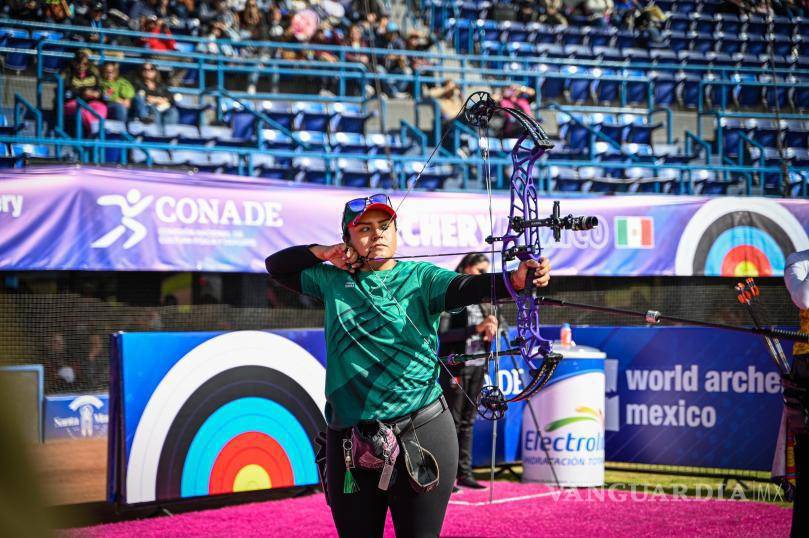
[61,481,792,537]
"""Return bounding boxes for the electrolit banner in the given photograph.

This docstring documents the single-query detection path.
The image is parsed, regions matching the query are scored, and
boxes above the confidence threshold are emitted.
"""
[2,166,809,276]
[522,349,606,486]
[44,393,109,441]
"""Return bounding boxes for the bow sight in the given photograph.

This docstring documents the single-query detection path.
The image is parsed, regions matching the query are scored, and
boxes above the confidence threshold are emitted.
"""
[485,201,599,254]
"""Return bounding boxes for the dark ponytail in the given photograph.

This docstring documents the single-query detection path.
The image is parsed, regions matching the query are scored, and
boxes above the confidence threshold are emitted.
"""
[455,253,488,273]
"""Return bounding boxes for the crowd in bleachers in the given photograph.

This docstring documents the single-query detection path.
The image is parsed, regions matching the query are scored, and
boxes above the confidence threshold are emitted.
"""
[1,0,808,196]
[3,0,436,96]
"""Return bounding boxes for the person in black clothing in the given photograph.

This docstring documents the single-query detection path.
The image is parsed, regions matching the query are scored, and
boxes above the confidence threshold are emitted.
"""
[438,253,501,490]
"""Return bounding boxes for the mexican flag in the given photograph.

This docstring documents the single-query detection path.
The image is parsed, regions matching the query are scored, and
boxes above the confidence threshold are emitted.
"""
[615,217,654,248]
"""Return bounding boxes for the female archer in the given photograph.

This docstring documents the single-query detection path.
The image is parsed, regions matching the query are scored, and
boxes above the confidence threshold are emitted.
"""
[265,193,551,537]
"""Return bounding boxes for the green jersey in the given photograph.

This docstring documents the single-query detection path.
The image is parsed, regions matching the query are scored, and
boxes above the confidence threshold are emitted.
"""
[300,261,459,428]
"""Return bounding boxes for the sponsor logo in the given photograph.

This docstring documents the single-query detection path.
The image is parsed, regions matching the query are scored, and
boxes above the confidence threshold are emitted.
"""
[91,189,285,250]
[0,193,24,218]
[51,395,108,438]
[91,189,154,249]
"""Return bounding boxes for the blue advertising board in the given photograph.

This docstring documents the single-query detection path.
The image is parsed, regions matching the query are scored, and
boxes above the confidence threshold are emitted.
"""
[44,393,109,441]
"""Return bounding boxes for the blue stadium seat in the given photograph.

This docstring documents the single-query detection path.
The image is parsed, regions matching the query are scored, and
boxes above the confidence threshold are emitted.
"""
[593,45,624,64]
[201,125,251,147]
[625,70,650,105]
[593,69,621,104]
[249,153,288,179]
[746,119,780,150]
[259,129,295,154]
[654,143,692,165]
[652,73,677,107]
[557,113,590,151]
[294,102,333,132]
[498,20,529,43]
[763,77,790,109]
[625,115,662,145]
[293,157,331,184]
[587,28,615,49]
[131,148,172,165]
[667,31,689,53]
[744,15,767,36]
[330,103,372,133]
[744,35,767,56]
[295,130,329,151]
[175,102,210,127]
[622,143,655,163]
[692,169,738,195]
[164,124,202,145]
[260,101,296,130]
[691,13,715,34]
[668,13,691,33]
[230,110,257,140]
[718,118,748,158]
[331,132,369,154]
[537,64,564,100]
[549,166,584,192]
[565,44,595,61]
[784,121,808,149]
[3,29,33,72]
[714,13,742,34]
[366,133,411,155]
[338,158,373,187]
[733,74,763,108]
[564,66,592,104]
[101,120,128,162]
[403,162,454,191]
[561,26,587,47]
[676,0,697,14]
[597,114,628,145]
[34,31,65,74]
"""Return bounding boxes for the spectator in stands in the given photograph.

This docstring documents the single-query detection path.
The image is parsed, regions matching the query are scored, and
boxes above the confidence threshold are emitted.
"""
[44,331,78,393]
[4,0,40,20]
[100,63,135,121]
[498,85,536,138]
[43,0,73,24]
[140,15,178,53]
[426,79,464,130]
[267,6,286,38]
[538,0,569,26]
[405,30,436,74]
[62,49,108,133]
[629,1,666,47]
[200,21,238,56]
[74,1,107,43]
[132,61,180,127]
[128,0,160,30]
[380,22,411,98]
[240,0,269,40]
[577,0,614,26]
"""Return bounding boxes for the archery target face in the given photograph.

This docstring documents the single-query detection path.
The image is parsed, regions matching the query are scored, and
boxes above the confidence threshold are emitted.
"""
[125,331,326,504]
[675,199,809,276]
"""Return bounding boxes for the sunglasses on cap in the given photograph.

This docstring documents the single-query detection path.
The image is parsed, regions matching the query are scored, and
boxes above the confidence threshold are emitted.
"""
[341,193,395,235]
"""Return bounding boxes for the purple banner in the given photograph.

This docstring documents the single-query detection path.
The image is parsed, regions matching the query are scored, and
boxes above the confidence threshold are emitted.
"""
[1,166,808,275]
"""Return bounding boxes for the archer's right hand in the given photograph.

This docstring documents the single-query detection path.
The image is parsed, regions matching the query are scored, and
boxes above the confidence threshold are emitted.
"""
[313,243,360,273]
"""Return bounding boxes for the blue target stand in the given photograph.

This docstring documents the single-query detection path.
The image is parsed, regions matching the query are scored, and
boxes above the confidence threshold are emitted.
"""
[470,336,606,485]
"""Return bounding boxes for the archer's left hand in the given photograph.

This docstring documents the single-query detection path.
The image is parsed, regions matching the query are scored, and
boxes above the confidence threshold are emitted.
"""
[510,258,551,291]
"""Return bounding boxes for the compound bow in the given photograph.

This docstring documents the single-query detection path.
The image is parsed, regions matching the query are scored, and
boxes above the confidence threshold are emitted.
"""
[380,91,598,421]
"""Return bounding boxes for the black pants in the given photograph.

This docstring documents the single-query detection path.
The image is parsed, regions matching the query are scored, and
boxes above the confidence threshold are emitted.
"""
[439,364,485,479]
[792,357,809,537]
[326,400,458,538]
